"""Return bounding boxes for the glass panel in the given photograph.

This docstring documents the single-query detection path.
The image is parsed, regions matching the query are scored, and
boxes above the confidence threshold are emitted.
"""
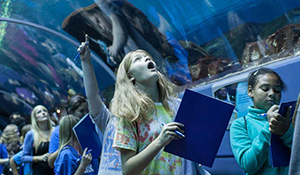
[0,21,85,119]
[3,0,93,33]
[126,0,300,86]
[214,84,238,130]
[213,82,254,130]
[4,0,300,87]
[51,0,300,86]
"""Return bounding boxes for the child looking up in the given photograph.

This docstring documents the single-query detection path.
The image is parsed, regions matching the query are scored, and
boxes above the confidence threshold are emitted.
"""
[22,105,54,175]
[78,35,210,175]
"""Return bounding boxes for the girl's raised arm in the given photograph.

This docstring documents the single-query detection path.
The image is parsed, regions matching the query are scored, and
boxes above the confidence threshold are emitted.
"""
[78,35,103,119]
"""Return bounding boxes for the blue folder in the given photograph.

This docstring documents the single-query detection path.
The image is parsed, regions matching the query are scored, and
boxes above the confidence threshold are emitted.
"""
[164,89,235,167]
[270,100,296,167]
[73,114,102,159]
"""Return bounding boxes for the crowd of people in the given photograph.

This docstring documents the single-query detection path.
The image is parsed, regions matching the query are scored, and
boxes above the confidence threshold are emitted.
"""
[0,34,296,175]
[0,93,92,175]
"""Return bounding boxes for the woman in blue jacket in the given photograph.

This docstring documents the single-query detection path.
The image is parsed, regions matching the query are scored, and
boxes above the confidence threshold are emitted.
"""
[22,105,54,175]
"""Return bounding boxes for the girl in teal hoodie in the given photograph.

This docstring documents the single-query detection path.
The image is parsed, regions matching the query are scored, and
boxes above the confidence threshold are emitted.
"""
[230,68,293,175]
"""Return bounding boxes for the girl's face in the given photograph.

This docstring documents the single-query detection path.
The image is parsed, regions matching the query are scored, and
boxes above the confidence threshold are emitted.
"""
[72,103,88,119]
[248,74,282,111]
[35,106,49,122]
[128,52,158,85]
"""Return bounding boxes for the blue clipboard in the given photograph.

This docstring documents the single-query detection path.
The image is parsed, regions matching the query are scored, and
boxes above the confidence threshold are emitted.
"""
[73,114,102,159]
[164,89,235,167]
[270,100,296,167]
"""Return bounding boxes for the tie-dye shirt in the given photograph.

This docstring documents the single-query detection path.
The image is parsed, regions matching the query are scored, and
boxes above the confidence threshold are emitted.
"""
[113,99,209,175]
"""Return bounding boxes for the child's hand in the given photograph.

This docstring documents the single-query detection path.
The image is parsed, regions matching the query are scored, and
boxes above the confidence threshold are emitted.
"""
[157,122,185,147]
[267,105,290,136]
[78,34,90,61]
[80,148,92,167]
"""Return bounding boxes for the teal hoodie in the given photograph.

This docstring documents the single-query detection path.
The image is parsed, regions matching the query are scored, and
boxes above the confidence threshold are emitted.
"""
[230,106,293,175]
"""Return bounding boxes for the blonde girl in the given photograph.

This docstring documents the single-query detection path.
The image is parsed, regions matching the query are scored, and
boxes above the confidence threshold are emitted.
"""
[54,115,94,175]
[111,49,209,175]
[22,105,54,175]
[78,36,209,175]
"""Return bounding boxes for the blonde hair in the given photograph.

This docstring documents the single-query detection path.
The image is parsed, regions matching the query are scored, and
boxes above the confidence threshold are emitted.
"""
[58,115,79,154]
[110,49,178,122]
[31,105,53,152]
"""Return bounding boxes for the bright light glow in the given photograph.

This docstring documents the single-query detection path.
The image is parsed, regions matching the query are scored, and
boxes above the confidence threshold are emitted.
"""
[0,0,13,46]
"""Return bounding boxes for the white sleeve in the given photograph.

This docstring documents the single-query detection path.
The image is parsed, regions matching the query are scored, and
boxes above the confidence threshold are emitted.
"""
[92,104,111,133]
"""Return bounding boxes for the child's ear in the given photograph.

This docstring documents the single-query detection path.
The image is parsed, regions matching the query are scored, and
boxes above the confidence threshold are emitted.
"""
[247,85,253,98]
[129,76,135,82]
[128,74,135,84]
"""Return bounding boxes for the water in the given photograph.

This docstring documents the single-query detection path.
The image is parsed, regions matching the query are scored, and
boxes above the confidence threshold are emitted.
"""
[127,0,300,45]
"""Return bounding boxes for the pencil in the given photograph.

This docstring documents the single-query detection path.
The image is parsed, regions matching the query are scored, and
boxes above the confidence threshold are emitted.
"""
[258,113,267,117]
[161,122,185,137]
[77,149,92,162]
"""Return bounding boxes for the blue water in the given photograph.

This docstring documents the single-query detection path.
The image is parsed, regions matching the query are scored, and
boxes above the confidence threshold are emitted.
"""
[128,0,300,45]
[16,0,300,45]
